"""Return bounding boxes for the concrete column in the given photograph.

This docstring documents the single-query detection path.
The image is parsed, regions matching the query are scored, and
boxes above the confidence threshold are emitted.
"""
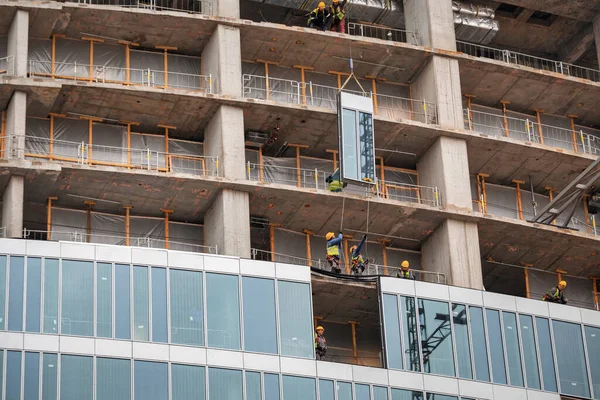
[5,91,27,160]
[421,219,483,289]
[403,0,456,50]
[211,0,239,19]
[593,14,600,69]
[201,25,242,97]
[204,189,250,258]
[2,175,24,238]
[204,104,245,180]
[7,9,29,77]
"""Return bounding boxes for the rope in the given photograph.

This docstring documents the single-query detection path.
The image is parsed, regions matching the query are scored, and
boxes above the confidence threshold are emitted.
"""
[365,199,370,256]
[340,196,345,232]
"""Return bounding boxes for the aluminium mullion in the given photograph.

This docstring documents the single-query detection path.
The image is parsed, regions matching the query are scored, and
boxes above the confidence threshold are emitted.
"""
[20,349,25,400]
[166,268,171,344]
[580,324,594,399]
[202,271,208,348]
[38,351,42,400]
[167,361,172,400]
[57,259,62,335]
[261,372,265,400]
[448,302,459,378]
[498,310,511,385]
[129,263,134,341]
[396,295,406,371]
[514,313,528,388]
[56,353,61,400]
[481,307,494,384]
[4,257,9,331]
[531,317,546,391]
[238,275,244,352]
[242,368,246,400]
[111,263,115,339]
[274,277,281,356]
[40,259,45,335]
[1,349,5,400]
[547,318,562,394]
[93,261,97,338]
[414,296,424,374]
[465,306,477,381]
[92,355,97,400]
[22,257,28,332]
[148,266,152,342]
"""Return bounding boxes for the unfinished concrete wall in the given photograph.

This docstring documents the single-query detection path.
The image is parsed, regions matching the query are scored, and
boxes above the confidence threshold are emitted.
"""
[403,0,456,50]
[204,189,251,258]
[5,91,26,160]
[421,219,483,289]
[594,14,600,70]
[212,0,240,19]
[7,9,28,76]
[201,25,242,98]
[2,175,24,238]
[204,105,245,180]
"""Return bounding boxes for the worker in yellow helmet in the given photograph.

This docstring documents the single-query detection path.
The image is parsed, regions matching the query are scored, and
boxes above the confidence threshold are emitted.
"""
[542,280,567,304]
[329,0,347,33]
[349,234,368,275]
[307,1,331,31]
[396,260,415,280]
[314,325,327,360]
[325,231,343,274]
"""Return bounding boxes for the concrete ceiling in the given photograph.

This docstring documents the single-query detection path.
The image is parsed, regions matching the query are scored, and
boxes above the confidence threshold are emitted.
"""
[490,0,600,22]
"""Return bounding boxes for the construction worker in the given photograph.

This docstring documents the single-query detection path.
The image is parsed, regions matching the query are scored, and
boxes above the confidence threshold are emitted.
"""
[326,168,347,192]
[326,231,343,273]
[315,326,327,360]
[307,2,331,31]
[542,280,567,304]
[329,0,347,33]
[397,260,415,280]
[349,234,368,275]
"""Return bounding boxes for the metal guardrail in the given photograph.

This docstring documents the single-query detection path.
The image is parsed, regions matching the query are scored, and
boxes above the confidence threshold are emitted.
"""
[0,56,14,76]
[23,228,218,254]
[377,180,439,207]
[21,136,219,176]
[242,74,438,125]
[27,60,213,93]
[347,22,419,46]
[456,40,600,83]
[75,0,213,15]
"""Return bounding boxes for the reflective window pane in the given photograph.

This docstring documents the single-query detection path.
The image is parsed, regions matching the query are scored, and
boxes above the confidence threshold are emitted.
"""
[60,355,93,400]
[502,312,524,387]
[469,306,489,382]
[0,256,6,329]
[585,326,600,397]
[243,277,277,354]
[208,368,242,400]
[246,371,261,400]
[337,382,352,400]
[61,260,93,336]
[519,315,540,389]
[134,361,168,400]
[172,364,205,400]
[282,375,316,400]
[206,273,240,350]
[425,394,457,400]
[278,281,314,358]
[485,309,507,384]
[265,373,280,400]
[552,320,590,398]
[358,112,375,182]
[342,108,358,180]
[355,383,371,400]
[97,263,112,338]
[133,266,149,341]
[418,299,455,377]
[8,256,25,331]
[170,269,203,346]
[42,353,58,400]
[319,379,335,400]
[452,304,472,379]
[374,386,388,400]
[401,296,420,371]
[535,317,557,392]
[43,259,59,333]
[383,294,402,369]
[115,264,131,340]
[25,258,42,332]
[391,388,423,400]
[97,358,130,400]
[24,352,40,400]
[6,351,22,400]
[151,267,168,342]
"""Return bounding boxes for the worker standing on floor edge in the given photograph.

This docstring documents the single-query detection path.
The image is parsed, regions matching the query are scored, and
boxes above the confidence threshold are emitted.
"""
[329,0,347,33]
[326,168,347,192]
[315,326,327,360]
[397,260,415,280]
[326,231,343,273]
[349,234,368,275]
[307,2,331,31]
[543,280,567,304]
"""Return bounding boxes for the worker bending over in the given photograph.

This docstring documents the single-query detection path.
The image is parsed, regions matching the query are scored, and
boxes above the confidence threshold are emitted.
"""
[307,2,331,31]
[329,0,347,33]
[326,168,347,192]
[315,326,327,360]
[397,260,415,280]
[349,234,368,275]
[543,280,567,304]
[326,231,343,273]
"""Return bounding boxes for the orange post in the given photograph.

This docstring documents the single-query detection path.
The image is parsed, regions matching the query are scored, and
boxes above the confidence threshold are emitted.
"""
[0,111,5,159]
[82,37,104,82]
[158,125,176,170]
[119,40,139,85]
[119,120,139,168]
[288,144,309,188]
[258,148,264,183]
[583,195,591,234]
[329,70,350,90]
[84,201,96,243]
[257,59,279,101]
[533,109,545,144]
[294,65,314,106]
[592,277,599,311]
[568,115,579,152]
[556,269,567,284]
[343,235,351,275]
[512,180,525,220]
[51,34,65,79]
[155,46,177,88]
[478,174,489,213]
[378,239,390,275]
[365,75,379,115]
[464,94,476,130]
[304,229,314,266]
[349,321,358,365]
[46,197,58,240]
[80,116,102,164]
[500,100,510,137]
[269,224,279,261]
[326,149,339,171]
[124,206,132,246]
[545,187,557,225]
[522,263,532,298]
[161,209,174,249]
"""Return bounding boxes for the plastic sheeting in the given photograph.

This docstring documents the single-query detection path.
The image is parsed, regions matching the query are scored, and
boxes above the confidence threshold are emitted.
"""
[266,65,302,104]
[91,212,126,245]
[376,82,411,121]
[505,109,537,142]
[56,38,90,78]
[92,123,127,164]
[262,156,298,185]
[28,39,52,75]
[168,53,202,89]
[93,42,126,82]
[273,228,307,263]
[485,183,518,219]
[131,49,164,86]
[471,104,504,137]
[305,71,338,109]
[538,113,577,151]
[300,157,333,189]
[0,36,7,72]
[169,222,204,252]
[54,118,89,160]
[51,208,87,240]
[470,176,480,212]
[25,117,51,155]
[130,133,166,168]
[520,188,549,222]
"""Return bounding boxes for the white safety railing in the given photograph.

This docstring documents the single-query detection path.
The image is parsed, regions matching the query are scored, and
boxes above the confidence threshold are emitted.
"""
[22,136,219,177]
[242,74,438,125]
[365,263,446,284]
[23,228,218,254]
[75,0,213,15]
[247,162,328,190]
[251,248,326,268]
[378,180,439,207]
[456,40,600,83]
[27,60,212,93]
[0,55,14,76]
[347,22,419,45]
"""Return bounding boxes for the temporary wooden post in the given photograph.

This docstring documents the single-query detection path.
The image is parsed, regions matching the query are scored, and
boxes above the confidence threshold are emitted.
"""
[378,239,390,275]
[119,40,139,85]
[80,116,103,164]
[545,187,557,225]
[568,114,579,152]
[119,121,140,168]
[51,34,65,79]
[155,46,177,88]
[477,174,489,213]
[48,113,65,160]
[158,125,177,170]
[583,195,592,234]
[123,206,132,246]
[84,201,96,243]
[326,149,339,171]
[258,147,264,183]
[269,224,279,261]
[304,229,314,266]
[161,209,174,249]
[349,321,358,365]
[464,94,476,130]
[257,59,279,100]
[82,37,104,82]
[533,109,545,144]
[365,75,381,115]
[500,100,510,137]
[294,65,314,106]
[591,277,599,311]
[522,262,532,298]
[0,111,5,159]
[46,197,58,240]
[512,180,525,220]
[289,144,309,187]
[329,70,350,90]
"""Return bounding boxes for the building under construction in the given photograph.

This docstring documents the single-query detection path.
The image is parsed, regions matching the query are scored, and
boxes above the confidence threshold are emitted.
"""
[0,0,600,399]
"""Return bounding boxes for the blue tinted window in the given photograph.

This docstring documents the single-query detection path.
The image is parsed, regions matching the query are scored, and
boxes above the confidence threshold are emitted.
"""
[246,371,261,400]
[355,384,371,400]
[265,373,280,400]
[469,307,489,382]
[552,320,590,398]
[6,351,22,400]
[8,256,24,331]
[43,259,59,333]
[133,266,149,341]
[97,358,130,400]
[172,364,205,400]
[151,267,168,343]
[282,375,316,400]
[42,353,58,400]
[115,264,131,340]
[425,394,457,400]
[243,277,277,354]
[319,379,335,400]
[452,304,472,379]
[485,309,507,384]
[208,368,243,400]
[401,296,420,371]
[585,326,600,397]
[207,273,240,350]
[97,263,112,338]
[0,256,6,329]
[419,299,455,377]
[503,312,524,387]
[391,389,423,400]
[383,294,402,369]
[278,281,314,358]
[24,352,40,400]
[60,355,93,400]
[519,315,540,389]
[134,361,168,400]
[170,269,203,346]
[373,386,388,400]
[535,317,557,392]
[337,382,352,400]
[61,260,93,336]
[25,258,42,332]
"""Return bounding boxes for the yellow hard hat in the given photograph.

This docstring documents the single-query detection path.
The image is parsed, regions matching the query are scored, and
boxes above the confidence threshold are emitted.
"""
[326,232,335,240]
[333,0,339,3]
[316,326,324,331]
[350,245,357,253]
[318,1,325,8]
[401,260,409,269]
[559,280,567,288]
